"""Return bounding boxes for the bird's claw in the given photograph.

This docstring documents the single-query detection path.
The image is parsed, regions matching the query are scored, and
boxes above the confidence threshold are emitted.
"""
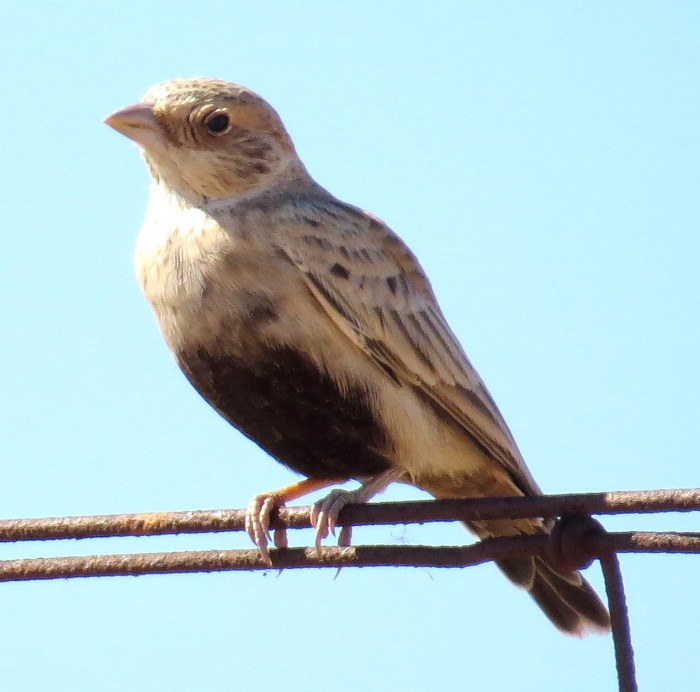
[310,488,360,554]
[245,493,286,565]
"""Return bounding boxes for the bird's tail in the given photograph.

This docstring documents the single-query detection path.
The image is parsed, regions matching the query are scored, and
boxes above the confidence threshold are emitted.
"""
[476,522,610,637]
[425,482,611,635]
[468,517,611,636]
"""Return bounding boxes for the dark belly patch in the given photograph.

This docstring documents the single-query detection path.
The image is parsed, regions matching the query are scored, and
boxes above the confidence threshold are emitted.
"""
[176,344,393,479]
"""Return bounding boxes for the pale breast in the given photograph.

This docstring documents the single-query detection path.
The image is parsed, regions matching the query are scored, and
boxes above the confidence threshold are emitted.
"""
[135,187,284,354]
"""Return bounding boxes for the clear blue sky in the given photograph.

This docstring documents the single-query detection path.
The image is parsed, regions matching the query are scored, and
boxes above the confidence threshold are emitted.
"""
[2,3,699,690]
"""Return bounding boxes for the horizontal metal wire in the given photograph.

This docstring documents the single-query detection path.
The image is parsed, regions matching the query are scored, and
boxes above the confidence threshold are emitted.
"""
[2,487,699,543]
[3,487,698,692]
[1,530,697,583]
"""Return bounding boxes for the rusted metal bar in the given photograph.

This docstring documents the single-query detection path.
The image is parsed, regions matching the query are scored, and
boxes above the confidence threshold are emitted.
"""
[600,553,637,692]
[1,530,697,584]
[1,488,698,543]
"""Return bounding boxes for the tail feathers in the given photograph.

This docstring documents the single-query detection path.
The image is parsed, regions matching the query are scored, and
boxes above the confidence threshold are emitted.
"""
[421,479,611,635]
[496,555,611,636]
[464,519,611,636]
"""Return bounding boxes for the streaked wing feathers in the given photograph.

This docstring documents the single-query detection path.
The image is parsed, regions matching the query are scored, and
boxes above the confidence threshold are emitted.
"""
[278,198,541,496]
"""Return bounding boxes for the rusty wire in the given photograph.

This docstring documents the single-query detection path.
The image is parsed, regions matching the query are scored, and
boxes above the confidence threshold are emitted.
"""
[600,552,637,692]
[1,487,699,542]
[1,530,699,581]
[2,487,699,692]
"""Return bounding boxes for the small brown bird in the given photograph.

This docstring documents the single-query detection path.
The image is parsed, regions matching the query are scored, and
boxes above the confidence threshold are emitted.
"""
[105,77,610,635]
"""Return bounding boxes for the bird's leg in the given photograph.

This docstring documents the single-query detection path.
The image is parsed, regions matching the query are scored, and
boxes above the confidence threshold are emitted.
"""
[245,477,344,564]
[310,468,407,553]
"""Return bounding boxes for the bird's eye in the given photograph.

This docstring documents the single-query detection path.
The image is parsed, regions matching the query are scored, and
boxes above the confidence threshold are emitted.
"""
[203,111,231,135]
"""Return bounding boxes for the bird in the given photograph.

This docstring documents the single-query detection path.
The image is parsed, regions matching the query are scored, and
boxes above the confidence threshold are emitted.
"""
[104,77,611,636]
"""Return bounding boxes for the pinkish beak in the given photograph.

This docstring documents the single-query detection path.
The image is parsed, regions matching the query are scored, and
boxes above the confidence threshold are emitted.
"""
[104,102,165,150]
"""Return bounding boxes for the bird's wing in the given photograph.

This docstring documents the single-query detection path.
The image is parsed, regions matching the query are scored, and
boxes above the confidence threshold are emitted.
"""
[278,197,542,496]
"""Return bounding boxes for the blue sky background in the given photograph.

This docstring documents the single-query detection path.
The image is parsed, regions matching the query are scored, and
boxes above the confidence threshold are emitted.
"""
[2,3,699,690]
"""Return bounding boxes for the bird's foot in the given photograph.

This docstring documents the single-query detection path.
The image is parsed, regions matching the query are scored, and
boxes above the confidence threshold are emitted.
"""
[245,492,288,565]
[244,477,346,565]
[310,469,406,554]
[310,488,361,553]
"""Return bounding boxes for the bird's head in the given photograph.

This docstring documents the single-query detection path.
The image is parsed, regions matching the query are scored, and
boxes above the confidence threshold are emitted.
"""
[105,78,303,204]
